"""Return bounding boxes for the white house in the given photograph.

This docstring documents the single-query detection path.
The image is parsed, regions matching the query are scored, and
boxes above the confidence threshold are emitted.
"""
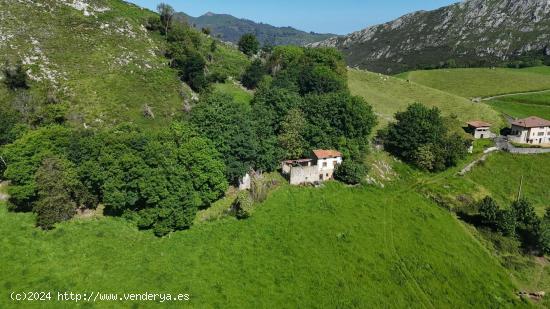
[508,116,550,145]
[281,150,343,185]
[466,120,495,139]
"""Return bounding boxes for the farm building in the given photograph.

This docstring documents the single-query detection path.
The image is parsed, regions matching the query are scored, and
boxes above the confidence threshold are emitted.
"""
[282,150,343,185]
[508,116,550,145]
[466,120,495,139]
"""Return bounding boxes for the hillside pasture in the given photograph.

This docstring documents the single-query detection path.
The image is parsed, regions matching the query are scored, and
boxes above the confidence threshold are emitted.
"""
[397,67,550,98]
[0,182,524,308]
[488,92,550,120]
[348,69,502,128]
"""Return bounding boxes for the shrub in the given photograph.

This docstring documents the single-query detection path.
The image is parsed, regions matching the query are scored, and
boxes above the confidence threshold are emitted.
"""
[334,160,367,185]
[383,103,469,172]
[2,61,28,90]
[241,59,266,89]
[238,33,260,56]
[478,196,499,227]
[230,191,253,220]
[33,157,81,230]
[496,208,516,237]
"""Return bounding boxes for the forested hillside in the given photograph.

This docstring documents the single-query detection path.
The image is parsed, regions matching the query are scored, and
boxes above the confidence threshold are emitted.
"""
[178,12,334,46]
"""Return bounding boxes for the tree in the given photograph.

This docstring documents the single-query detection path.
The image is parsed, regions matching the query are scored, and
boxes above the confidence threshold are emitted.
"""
[334,160,367,185]
[496,208,516,236]
[241,59,266,89]
[33,157,81,230]
[77,123,228,236]
[1,125,74,211]
[383,103,468,172]
[0,101,20,145]
[512,198,538,230]
[478,196,499,227]
[3,61,29,90]
[278,109,307,159]
[539,208,550,254]
[157,3,175,36]
[190,93,259,184]
[238,33,260,57]
[299,64,346,95]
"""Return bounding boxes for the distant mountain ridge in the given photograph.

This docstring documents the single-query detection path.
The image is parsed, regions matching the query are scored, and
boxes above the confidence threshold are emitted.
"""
[311,0,550,73]
[177,12,335,46]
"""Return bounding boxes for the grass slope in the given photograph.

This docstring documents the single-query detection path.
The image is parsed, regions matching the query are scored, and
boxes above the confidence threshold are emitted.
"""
[0,0,248,128]
[0,182,524,308]
[348,69,502,128]
[425,151,550,216]
[489,92,550,120]
[397,67,550,98]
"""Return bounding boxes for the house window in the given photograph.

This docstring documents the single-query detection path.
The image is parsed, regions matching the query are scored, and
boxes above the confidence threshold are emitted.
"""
[322,162,327,167]
[333,160,338,166]
[539,132,545,136]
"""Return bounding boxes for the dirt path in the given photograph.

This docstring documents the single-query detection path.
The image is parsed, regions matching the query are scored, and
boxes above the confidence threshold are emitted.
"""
[482,89,550,101]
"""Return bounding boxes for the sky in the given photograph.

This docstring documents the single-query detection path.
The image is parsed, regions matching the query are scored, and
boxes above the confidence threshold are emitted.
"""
[127,0,460,35]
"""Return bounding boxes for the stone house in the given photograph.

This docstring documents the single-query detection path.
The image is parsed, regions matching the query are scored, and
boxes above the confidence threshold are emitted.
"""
[281,150,343,185]
[466,120,495,139]
[508,116,550,145]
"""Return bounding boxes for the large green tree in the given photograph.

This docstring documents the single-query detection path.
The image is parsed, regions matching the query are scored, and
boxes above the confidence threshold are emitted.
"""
[238,33,260,56]
[190,93,260,183]
[383,103,469,172]
[77,123,227,236]
[278,108,307,160]
[33,156,85,230]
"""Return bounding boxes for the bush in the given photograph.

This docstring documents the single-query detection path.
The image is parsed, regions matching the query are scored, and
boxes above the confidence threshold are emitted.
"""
[478,196,499,227]
[2,61,28,90]
[241,59,266,89]
[230,191,253,220]
[383,103,469,172]
[33,157,82,230]
[496,208,516,237]
[334,160,367,185]
[238,34,260,56]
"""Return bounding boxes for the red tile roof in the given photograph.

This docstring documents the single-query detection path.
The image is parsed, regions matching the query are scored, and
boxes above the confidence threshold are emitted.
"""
[511,116,550,128]
[467,120,492,128]
[313,149,342,159]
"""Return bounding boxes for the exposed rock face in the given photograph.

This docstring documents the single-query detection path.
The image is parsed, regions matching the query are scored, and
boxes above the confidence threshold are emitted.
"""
[310,0,550,73]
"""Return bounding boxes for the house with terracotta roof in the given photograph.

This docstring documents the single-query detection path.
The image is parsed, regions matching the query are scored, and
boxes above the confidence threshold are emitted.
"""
[466,120,495,139]
[508,116,550,145]
[281,149,342,185]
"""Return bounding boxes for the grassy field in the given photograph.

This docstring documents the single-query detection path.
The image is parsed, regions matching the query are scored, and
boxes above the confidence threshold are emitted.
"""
[488,92,550,120]
[348,69,503,128]
[397,67,550,98]
[0,182,525,308]
[213,82,253,105]
[423,152,550,216]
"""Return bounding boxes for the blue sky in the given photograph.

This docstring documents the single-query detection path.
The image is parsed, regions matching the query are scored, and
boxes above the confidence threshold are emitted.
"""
[127,0,459,34]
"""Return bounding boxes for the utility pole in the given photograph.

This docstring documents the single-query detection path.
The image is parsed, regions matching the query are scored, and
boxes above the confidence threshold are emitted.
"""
[516,175,524,202]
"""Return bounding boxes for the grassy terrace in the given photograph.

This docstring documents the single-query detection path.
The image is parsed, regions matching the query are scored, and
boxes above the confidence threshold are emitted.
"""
[397,67,550,98]
[488,92,550,120]
[0,182,524,308]
[348,69,502,128]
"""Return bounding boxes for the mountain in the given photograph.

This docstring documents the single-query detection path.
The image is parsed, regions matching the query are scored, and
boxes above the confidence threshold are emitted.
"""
[0,0,247,128]
[177,12,334,46]
[311,0,550,74]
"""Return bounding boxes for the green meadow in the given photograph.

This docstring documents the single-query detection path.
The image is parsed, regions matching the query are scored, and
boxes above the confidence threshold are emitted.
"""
[0,182,525,308]
[348,69,502,128]
[397,67,550,98]
[488,92,550,120]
